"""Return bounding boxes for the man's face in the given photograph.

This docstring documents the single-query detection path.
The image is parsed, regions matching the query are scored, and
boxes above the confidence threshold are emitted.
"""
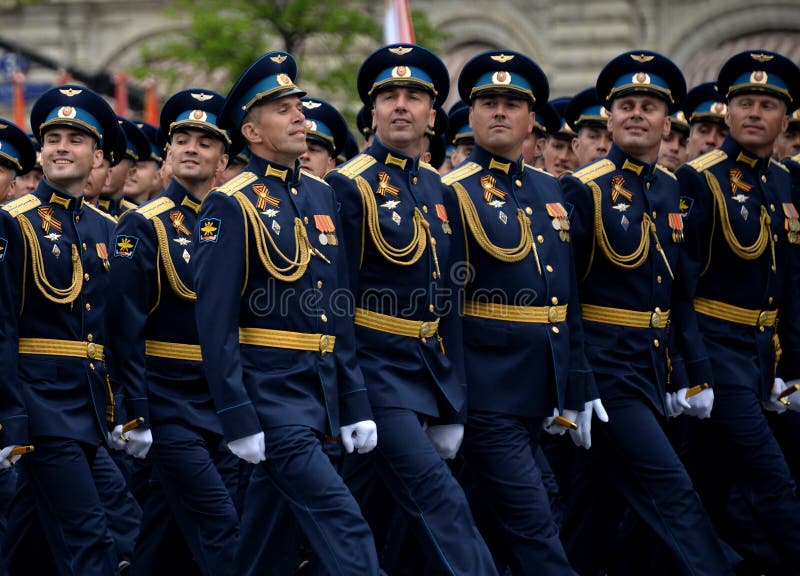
[469,94,534,159]
[774,127,800,160]
[450,143,474,167]
[372,86,434,155]
[83,159,110,201]
[0,165,14,201]
[170,128,227,186]
[101,158,131,197]
[658,129,688,172]
[686,121,729,160]
[572,125,612,166]
[607,95,670,160]
[124,159,162,201]
[520,131,544,166]
[542,137,578,177]
[242,95,307,166]
[41,127,103,193]
[298,140,335,178]
[726,93,787,156]
[12,169,42,198]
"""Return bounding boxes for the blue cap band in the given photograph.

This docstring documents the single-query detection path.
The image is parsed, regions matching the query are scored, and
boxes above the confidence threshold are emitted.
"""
[609,72,673,103]
[729,71,790,100]
[470,71,534,101]
[369,66,436,97]
[41,106,104,146]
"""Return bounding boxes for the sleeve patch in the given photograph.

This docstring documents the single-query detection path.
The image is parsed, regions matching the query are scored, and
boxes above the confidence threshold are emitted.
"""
[199,218,221,243]
[0,237,7,262]
[114,235,139,258]
[679,196,694,217]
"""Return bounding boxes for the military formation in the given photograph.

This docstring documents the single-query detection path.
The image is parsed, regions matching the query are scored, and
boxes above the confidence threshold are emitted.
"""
[0,39,797,576]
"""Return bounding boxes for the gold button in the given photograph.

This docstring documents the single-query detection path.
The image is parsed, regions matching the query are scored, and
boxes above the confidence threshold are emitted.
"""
[525,207,532,215]
[432,272,438,279]
[768,297,774,304]
[89,362,95,371]
[422,205,428,213]
[291,187,298,195]
[303,216,309,224]
[551,296,558,305]
[761,175,767,183]
[421,337,427,343]
[652,211,657,219]
[429,304,435,312]
[551,326,560,334]
[515,179,522,187]
[770,204,776,212]
[84,273,90,281]
[653,339,660,348]
[75,215,80,222]
[321,313,328,323]
[413,177,418,185]
[537,235,544,244]
[646,182,651,189]
[774,234,779,242]
[654,306,661,313]
[85,302,91,311]
[87,333,93,342]
[657,275,662,284]
[317,280,323,289]
[546,264,554,272]
[82,243,87,250]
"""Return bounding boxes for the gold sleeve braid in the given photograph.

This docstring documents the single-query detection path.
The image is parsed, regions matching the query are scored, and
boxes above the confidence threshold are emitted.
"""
[152,218,196,301]
[17,214,83,304]
[233,191,311,283]
[703,170,774,275]
[451,182,540,273]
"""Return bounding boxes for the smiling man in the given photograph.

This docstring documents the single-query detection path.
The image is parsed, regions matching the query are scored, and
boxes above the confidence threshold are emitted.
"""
[559,51,730,575]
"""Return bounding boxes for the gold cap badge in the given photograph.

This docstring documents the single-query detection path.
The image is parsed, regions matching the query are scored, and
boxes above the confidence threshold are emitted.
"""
[270,54,288,64]
[630,54,655,63]
[490,54,515,63]
[388,46,413,56]
[59,88,82,97]
[191,92,214,102]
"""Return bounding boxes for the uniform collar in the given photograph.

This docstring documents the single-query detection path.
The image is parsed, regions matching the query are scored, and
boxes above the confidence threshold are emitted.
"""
[165,179,203,214]
[36,179,85,212]
[97,196,124,216]
[722,135,769,171]
[368,137,419,173]
[470,144,525,176]
[247,153,302,185]
[608,142,656,179]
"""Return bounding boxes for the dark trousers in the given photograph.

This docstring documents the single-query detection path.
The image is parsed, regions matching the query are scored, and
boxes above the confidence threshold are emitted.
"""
[562,398,731,576]
[4,437,118,576]
[93,446,141,565]
[464,411,575,576]
[237,425,380,576]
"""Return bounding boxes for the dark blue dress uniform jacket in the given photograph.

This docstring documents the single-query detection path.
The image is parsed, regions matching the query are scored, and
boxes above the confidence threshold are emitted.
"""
[560,143,713,414]
[194,154,372,442]
[106,179,221,433]
[442,145,595,417]
[0,181,117,446]
[676,137,800,396]
[325,138,466,421]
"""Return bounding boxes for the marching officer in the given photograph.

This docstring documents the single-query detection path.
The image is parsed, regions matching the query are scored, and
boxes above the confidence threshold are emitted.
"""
[675,50,800,573]
[325,43,497,575]
[194,51,381,576]
[559,51,731,575]
[0,84,122,575]
[97,117,150,219]
[298,96,349,178]
[684,82,729,161]
[443,49,602,575]
[0,119,36,203]
[659,109,689,172]
[123,122,165,205]
[106,89,241,576]
[541,97,578,177]
[446,100,474,169]
[564,87,612,167]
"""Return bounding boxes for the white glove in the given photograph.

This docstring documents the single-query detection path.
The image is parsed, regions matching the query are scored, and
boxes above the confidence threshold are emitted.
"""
[340,420,378,454]
[227,432,266,464]
[784,379,800,413]
[425,424,464,460]
[666,388,691,418]
[684,387,714,419]
[123,428,153,459]
[570,399,609,450]
[543,408,579,436]
[765,378,789,414]
[108,425,128,451]
[0,446,21,470]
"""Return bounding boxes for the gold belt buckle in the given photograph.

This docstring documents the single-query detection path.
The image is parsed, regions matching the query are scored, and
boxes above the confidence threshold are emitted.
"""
[86,342,98,359]
[547,306,559,323]
[650,310,662,328]
[757,311,769,328]
[319,334,330,355]
[419,321,431,338]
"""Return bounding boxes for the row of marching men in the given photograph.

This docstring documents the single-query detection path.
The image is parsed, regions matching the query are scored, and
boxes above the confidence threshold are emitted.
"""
[0,39,799,576]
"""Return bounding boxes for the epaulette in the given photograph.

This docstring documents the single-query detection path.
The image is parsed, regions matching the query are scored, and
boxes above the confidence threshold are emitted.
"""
[335,154,376,179]
[215,171,258,197]
[2,194,41,217]
[441,162,481,185]
[656,164,677,180]
[85,202,118,223]
[769,158,790,173]
[302,171,330,186]
[792,152,800,164]
[686,149,727,172]
[572,158,615,184]
[419,161,439,174]
[524,164,558,180]
[121,199,138,211]
[136,196,176,220]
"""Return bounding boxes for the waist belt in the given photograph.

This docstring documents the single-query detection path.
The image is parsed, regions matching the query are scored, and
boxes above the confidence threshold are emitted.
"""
[239,327,335,354]
[18,338,104,360]
[694,297,778,328]
[464,301,567,323]
[354,308,439,339]
[582,304,670,329]
[145,340,202,361]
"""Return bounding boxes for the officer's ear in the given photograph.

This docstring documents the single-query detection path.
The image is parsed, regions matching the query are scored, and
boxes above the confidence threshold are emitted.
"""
[662,113,672,139]
[92,146,104,170]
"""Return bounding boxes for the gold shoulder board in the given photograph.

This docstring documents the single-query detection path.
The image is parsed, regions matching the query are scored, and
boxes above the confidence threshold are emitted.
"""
[572,158,615,184]
[216,171,259,197]
[441,162,482,185]
[419,161,440,175]
[687,149,727,172]
[656,164,677,180]
[791,152,800,164]
[303,172,330,186]
[137,196,176,220]
[335,154,377,179]
[2,194,41,217]
[769,158,789,173]
[85,202,118,223]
